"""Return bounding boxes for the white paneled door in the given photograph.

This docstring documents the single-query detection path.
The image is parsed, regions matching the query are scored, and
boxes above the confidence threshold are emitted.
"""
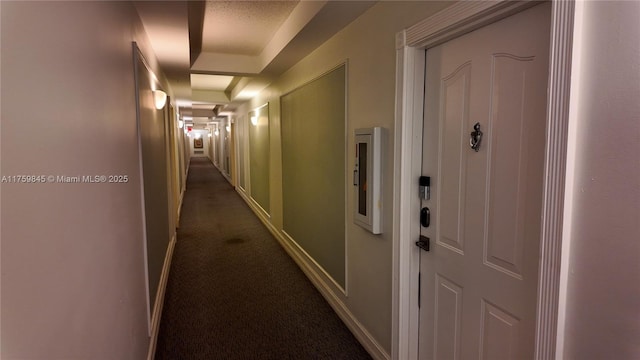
[418,3,550,359]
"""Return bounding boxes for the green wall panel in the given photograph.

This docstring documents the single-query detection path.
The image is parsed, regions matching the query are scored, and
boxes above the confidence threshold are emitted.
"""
[134,46,171,315]
[281,65,346,288]
[249,104,270,213]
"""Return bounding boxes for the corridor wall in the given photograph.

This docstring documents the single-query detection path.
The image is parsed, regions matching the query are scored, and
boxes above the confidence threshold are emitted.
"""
[189,130,209,158]
[280,65,347,289]
[559,1,640,358]
[207,129,214,163]
[236,115,247,191]
[233,2,451,356]
[220,116,233,182]
[1,1,176,358]
[248,105,270,214]
[211,124,220,167]
[133,45,172,329]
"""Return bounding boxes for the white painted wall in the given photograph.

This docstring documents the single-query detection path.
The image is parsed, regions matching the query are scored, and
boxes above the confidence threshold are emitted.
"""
[559,1,640,358]
[189,129,210,158]
[207,131,214,163]
[234,1,451,354]
[222,117,233,178]
[211,124,220,166]
[0,2,171,358]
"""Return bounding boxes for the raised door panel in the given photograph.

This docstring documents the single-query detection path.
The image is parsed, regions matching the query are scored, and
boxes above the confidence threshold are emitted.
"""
[480,300,521,359]
[437,64,471,254]
[484,54,534,279]
[434,275,463,360]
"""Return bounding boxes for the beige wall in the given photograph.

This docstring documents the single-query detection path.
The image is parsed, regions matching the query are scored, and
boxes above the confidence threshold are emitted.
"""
[4,1,636,358]
[560,1,640,358]
[248,106,271,212]
[280,64,347,289]
[235,1,450,353]
[0,2,171,358]
[189,130,210,158]
[134,48,172,320]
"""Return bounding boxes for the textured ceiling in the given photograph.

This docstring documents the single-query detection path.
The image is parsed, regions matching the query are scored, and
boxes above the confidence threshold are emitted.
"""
[201,1,299,56]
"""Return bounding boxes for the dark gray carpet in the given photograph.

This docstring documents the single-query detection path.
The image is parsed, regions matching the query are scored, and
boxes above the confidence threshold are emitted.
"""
[155,157,372,360]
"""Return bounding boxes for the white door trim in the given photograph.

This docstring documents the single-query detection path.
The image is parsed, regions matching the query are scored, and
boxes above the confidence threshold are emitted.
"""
[391,1,575,359]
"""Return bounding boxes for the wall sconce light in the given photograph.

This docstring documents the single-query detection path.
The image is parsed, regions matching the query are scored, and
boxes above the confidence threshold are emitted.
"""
[178,120,184,129]
[251,116,258,126]
[208,133,212,138]
[226,125,231,133]
[153,90,167,110]
[214,129,220,136]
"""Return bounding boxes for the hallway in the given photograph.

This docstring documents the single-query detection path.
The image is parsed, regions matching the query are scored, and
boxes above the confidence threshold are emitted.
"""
[2,2,639,359]
[155,158,371,359]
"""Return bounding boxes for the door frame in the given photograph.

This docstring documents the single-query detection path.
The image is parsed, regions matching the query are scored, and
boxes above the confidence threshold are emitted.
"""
[392,1,575,359]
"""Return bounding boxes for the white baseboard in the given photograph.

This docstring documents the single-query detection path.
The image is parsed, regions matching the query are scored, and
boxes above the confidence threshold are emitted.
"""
[236,187,251,203]
[221,171,232,185]
[236,188,390,360]
[146,233,177,360]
